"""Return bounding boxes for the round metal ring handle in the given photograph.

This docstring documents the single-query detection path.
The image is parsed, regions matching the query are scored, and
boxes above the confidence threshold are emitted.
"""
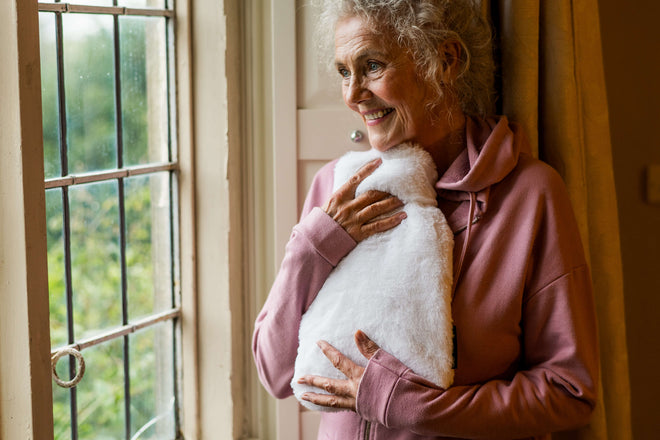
[350,130,364,143]
[51,347,86,388]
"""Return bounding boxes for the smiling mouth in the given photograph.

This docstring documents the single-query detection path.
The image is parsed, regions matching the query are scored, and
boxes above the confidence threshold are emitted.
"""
[364,108,394,121]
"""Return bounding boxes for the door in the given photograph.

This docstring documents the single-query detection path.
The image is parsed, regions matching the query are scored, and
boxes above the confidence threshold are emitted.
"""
[295,2,372,436]
[269,1,371,439]
[295,2,371,215]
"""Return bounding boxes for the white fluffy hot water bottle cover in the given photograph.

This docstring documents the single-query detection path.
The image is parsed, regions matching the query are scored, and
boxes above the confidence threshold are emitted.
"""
[291,144,455,412]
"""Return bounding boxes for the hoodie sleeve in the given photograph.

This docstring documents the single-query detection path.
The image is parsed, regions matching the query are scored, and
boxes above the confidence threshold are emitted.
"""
[356,266,597,439]
[355,159,599,438]
[252,160,357,398]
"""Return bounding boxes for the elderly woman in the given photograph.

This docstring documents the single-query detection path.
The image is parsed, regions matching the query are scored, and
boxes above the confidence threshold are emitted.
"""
[252,0,599,439]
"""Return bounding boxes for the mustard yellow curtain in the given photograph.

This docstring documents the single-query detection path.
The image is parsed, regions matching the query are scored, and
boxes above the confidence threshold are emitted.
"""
[489,0,632,438]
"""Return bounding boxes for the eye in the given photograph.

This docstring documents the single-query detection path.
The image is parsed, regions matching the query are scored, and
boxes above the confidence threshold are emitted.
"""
[338,67,351,79]
[367,61,381,72]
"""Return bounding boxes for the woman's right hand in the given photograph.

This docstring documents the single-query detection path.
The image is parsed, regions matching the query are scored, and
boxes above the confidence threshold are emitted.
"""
[323,158,406,243]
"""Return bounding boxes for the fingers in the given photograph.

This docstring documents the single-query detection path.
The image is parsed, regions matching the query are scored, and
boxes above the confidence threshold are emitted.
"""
[297,336,379,411]
[298,375,354,400]
[342,157,383,195]
[325,158,383,211]
[326,190,407,242]
[300,389,355,410]
[352,190,402,221]
[297,340,366,411]
[355,330,380,360]
[317,340,363,379]
[358,210,407,239]
[323,157,408,243]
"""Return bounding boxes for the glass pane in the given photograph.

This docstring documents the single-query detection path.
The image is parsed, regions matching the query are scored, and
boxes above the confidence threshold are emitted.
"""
[120,16,169,166]
[67,0,114,6]
[76,339,125,439]
[121,0,167,9]
[40,12,61,179]
[69,181,122,338]
[125,174,173,319]
[63,14,117,174]
[52,359,73,440]
[130,322,175,439]
[46,189,69,348]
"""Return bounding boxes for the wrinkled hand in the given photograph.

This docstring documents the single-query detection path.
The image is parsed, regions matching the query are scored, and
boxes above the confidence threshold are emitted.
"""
[323,158,406,243]
[298,330,380,411]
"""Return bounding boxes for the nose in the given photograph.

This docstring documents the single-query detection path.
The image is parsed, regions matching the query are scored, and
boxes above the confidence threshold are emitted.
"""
[345,75,370,105]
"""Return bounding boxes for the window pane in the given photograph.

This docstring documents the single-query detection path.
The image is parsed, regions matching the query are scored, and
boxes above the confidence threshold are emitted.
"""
[46,189,68,348]
[120,0,167,9]
[52,1,168,8]
[67,0,114,6]
[120,16,169,166]
[130,322,175,439]
[52,359,73,440]
[69,181,122,338]
[47,188,73,439]
[63,14,117,174]
[76,339,125,439]
[125,173,173,319]
[40,12,61,179]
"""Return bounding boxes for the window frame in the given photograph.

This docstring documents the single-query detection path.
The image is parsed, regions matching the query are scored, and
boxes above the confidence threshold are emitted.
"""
[0,0,253,439]
[39,4,180,436]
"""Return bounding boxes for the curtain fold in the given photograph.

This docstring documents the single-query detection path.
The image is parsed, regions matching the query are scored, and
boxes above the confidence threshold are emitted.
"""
[491,0,632,438]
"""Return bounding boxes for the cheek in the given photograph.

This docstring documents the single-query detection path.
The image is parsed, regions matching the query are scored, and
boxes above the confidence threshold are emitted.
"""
[391,105,415,133]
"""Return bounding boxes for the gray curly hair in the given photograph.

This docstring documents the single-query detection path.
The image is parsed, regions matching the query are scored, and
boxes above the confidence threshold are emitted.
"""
[314,0,495,116]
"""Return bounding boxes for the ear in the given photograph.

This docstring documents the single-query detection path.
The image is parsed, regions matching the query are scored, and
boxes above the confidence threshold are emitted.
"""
[438,40,463,84]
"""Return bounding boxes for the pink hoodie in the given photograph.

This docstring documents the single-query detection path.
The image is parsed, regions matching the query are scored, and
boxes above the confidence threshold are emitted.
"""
[252,116,599,440]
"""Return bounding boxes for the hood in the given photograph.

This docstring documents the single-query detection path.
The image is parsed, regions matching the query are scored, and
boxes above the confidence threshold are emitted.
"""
[436,116,529,291]
[436,115,527,201]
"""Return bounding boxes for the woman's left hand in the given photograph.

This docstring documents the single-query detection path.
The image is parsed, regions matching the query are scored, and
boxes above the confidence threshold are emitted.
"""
[298,330,380,411]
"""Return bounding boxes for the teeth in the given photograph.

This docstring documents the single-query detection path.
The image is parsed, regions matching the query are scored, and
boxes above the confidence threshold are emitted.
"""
[365,108,393,120]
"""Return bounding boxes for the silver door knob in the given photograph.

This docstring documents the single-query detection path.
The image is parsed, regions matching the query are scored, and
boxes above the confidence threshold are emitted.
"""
[350,130,364,143]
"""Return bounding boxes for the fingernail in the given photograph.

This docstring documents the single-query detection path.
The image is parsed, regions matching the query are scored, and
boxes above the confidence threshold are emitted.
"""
[301,393,310,400]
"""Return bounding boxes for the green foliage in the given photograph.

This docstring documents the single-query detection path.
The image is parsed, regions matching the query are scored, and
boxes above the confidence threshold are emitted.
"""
[63,14,117,174]
[41,13,175,440]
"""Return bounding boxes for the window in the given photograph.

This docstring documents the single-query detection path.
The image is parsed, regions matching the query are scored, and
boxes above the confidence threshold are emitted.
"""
[2,0,253,438]
[38,1,180,438]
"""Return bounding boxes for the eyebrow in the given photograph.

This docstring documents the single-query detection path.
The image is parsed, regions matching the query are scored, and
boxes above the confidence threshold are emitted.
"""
[335,49,389,69]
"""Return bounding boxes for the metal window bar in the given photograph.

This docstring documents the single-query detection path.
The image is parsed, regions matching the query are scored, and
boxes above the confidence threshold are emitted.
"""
[51,308,182,355]
[44,162,178,189]
[111,9,133,436]
[43,2,180,439]
[51,6,81,436]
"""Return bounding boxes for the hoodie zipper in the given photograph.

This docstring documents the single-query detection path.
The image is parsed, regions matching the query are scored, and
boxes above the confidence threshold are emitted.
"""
[363,420,371,440]
[453,214,481,235]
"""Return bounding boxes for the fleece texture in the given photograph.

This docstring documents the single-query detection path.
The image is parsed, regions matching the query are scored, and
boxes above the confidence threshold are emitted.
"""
[291,144,455,411]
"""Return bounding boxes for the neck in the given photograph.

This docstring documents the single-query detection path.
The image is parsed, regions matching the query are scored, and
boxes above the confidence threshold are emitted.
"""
[422,111,467,176]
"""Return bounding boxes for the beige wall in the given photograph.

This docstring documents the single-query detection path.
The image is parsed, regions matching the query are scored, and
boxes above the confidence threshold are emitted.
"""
[599,0,660,437]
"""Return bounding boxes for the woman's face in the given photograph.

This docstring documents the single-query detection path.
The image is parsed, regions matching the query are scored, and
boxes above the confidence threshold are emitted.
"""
[334,16,446,152]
